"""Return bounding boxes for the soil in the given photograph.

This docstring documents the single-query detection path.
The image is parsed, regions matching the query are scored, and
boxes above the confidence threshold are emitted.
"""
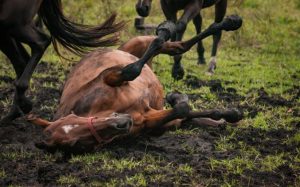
[0,67,299,186]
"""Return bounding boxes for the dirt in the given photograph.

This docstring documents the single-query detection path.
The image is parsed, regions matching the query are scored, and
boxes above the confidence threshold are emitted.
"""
[0,68,299,186]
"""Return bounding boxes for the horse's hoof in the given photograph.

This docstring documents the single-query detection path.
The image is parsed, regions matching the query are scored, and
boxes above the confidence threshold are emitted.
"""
[172,64,185,80]
[205,70,214,76]
[19,98,33,114]
[166,91,189,107]
[174,102,190,118]
[197,57,206,65]
[206,63,216,75]
[223,109,243,123]
[0,106,23,124]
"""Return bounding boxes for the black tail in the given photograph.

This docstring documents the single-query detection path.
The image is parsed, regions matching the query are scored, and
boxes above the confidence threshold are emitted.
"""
[39,0,125,56]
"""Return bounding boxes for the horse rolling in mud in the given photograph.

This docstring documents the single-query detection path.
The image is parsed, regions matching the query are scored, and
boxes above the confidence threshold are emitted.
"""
[27,16,242,153]
[0,0,124,123]
[136,0,228,79]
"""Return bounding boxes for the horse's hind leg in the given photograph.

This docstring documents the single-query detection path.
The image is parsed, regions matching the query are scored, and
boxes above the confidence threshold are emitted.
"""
[193,13,206,65]
[207,0,227,74]
[2,25,50,122]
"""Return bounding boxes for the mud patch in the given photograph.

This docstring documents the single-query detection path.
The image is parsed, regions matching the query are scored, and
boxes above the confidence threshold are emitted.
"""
[256,88,293,107]
[185,75,244,103]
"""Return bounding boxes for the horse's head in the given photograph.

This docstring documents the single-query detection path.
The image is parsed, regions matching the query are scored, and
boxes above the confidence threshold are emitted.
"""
[136,0,152,17]
[27,113,132,153]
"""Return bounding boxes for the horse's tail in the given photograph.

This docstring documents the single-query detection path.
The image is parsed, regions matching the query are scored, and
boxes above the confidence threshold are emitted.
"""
[39,0,125,56]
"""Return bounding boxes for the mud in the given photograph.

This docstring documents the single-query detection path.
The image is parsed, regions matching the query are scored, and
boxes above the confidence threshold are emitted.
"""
[0,67,299,186]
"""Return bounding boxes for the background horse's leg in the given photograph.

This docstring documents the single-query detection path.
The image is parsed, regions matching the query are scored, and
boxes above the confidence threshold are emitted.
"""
[207,0,227,74]
[193,13,206,65]
[172,1,202,80]
[1,24,50,122]
[0,36,31,122]
[0,36,28,79]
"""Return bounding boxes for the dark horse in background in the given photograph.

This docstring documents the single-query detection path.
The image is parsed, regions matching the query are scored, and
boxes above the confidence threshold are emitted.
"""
[0,0,124,123]
[136,0,227,79]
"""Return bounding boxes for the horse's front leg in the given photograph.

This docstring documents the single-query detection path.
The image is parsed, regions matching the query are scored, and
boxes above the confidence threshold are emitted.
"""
[1,25,50,122]
[120,21,176,82]
[172,1,203,80]
[207,0,227,74]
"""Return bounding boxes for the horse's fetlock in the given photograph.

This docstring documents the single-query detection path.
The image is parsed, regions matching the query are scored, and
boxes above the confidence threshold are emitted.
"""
[14,80,29,92]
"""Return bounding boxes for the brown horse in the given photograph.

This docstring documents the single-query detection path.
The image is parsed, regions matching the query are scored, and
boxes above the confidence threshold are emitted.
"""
[0,0,124,123]
[136,0,228,79]
[27,16,242,153]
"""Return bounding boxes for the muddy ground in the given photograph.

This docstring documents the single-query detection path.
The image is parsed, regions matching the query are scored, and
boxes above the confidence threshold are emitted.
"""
[0,61,299,186]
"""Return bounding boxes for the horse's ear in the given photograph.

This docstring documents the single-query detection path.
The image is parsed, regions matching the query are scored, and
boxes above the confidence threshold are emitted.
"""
[26,114,52,127]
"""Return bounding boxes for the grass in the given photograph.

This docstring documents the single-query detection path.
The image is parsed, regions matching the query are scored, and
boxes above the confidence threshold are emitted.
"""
[0,0,300,186]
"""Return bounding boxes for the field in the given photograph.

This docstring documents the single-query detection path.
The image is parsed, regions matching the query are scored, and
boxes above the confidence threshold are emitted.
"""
[0,0,300,186]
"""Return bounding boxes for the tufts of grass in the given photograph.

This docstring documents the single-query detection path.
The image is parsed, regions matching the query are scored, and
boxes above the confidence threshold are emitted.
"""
[210,156,255,175]
[57,175,80,186]
[259,153,286,172]
[0,169,6,179]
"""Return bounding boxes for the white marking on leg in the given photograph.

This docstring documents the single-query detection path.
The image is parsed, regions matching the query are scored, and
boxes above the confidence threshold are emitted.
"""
[210,56,217,64]
[62,124,79,134]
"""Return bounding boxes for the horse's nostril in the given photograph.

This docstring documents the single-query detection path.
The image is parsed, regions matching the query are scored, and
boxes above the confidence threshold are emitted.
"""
[117,122,127,129]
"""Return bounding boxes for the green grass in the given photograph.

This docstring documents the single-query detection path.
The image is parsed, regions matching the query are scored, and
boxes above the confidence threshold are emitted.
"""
[0,0,300,186]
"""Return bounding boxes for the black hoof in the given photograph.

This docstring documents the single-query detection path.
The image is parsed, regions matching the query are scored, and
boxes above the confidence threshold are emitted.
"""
[172,64,185,80]
[173,102,190,118]
[166,92,189,107]
[223,109,243,123]
[197,57,206,65]
[19,97,33,114]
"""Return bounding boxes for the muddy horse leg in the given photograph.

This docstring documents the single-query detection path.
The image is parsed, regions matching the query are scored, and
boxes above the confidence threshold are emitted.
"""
[1,25,50,122]
[207,0,227,74]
